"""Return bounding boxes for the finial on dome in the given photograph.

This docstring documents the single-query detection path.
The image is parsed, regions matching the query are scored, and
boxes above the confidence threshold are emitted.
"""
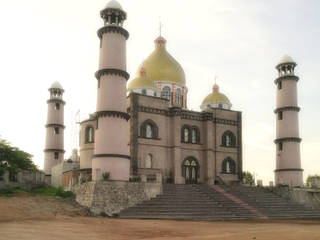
[155,36,166,48]
[213,83,219,92]
[139,62,146,77]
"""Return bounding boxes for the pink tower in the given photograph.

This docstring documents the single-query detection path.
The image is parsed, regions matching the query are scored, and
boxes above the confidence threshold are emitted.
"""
[44,81,65,176]
[92,0,130,181]
[274,55,303,187]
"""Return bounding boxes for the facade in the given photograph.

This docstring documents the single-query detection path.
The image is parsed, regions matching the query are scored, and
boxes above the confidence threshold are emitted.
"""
[274,55,303,187]
[44,81,65,177]
[45,1,305,187]
[75,0,242,185]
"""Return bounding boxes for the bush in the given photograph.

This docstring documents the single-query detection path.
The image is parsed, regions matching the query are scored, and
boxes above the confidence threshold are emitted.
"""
[55,186,74,198]
[100,211,109,217]
[102,172,110,181]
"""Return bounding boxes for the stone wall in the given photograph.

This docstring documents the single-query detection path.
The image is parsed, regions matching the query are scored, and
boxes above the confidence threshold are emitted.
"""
[0,170,46,189]
[72,181,162,216]
[269,186,320,210]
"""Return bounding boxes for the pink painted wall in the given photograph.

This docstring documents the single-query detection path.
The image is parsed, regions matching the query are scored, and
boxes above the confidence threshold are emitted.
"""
[94,117,129,155]
[92,157,130,181]
[96,75,127,112]
[276,80,298,107]
[276,111,299,138]
[99,33,126,71]
[47,103,64,124]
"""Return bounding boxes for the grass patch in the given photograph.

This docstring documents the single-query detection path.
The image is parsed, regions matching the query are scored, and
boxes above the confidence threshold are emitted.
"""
[0,186,74,198]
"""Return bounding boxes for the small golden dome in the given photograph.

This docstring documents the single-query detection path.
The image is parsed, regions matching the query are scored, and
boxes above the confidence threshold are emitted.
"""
[136,36,186,85]
[202,84,231,105]
[127,65,155,89]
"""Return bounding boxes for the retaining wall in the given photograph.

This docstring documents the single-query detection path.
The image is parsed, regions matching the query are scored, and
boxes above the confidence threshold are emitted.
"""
[72,181,162,216]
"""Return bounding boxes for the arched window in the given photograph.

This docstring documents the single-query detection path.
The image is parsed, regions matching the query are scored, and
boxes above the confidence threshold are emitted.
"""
[142,89,147,95]
[191,126,200,144]
[145,154,152,168]
[184,128,189,142]
[161,86,171,100]
[85,126,94,143]
[182,157,199,184]
[222,131,236,147]
[175,88,182,106]
[181,125,191,143]
[141,119,158,139]
[222,157,236,174]
[181,125,200,144]
[218,103,223,109]
[146,124,152,138]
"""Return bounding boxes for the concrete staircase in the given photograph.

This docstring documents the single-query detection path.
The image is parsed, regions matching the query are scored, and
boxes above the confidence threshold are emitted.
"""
[218,185,320,219]
[119,184,320,220]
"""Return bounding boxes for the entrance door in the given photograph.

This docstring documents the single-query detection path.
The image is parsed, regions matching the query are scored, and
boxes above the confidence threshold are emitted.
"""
[183,158,199,184]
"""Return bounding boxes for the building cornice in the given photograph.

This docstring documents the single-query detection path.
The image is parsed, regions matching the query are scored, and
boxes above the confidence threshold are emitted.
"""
[97,26,129,40]
[274,137,302,144]
[96,110,130,121]
[47,99,66,105]
[137,106,239,125]
[274,75,299,84]
[274,168,303,172]
[274,106,300,113]
[95,68,130,81]
[45,124,65,129]
[43,149,65,153]
[93,154,130,160]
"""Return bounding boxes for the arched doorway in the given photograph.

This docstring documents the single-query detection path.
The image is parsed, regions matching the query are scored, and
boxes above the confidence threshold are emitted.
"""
[182,158,199,184]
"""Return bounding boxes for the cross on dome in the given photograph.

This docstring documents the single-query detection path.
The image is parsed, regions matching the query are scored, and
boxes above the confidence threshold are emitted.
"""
[213,83,219,92]
[155,36,166,47]
[139,62,146,76]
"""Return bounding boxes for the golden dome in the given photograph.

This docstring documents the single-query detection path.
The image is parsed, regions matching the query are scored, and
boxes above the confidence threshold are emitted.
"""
[136,36,186,85]
[202,84,231,105]
[127,65,155,89]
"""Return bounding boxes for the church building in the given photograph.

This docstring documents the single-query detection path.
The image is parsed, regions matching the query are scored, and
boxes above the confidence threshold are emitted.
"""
[78,0,243,185]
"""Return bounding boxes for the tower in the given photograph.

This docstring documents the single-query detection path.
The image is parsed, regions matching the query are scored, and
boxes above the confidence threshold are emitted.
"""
[92,0,130,181]
[44,81,65,176]
[274,55,303,187]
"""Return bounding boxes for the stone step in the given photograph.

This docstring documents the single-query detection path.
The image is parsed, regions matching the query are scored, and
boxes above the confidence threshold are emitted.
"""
[119,184,320,220]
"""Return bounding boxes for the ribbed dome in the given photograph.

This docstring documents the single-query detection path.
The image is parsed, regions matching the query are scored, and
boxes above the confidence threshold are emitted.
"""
[50,81,63,90]
[201,84,231,108]
[105,0,123,10]
[128,65,155,89]
[278,55,295,65]
[136,36,186,85]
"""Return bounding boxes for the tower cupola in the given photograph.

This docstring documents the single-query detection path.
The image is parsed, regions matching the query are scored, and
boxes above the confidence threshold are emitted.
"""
[100,0,127,27]
[276,55,297,77]
[49,81,64,100]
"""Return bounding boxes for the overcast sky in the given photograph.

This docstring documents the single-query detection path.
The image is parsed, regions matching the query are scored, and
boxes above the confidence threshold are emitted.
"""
[0,0,319,184]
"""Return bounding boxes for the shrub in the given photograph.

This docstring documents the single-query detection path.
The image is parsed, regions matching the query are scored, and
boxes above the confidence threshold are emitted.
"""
[55,186,74,198]
[100,211,108,217]
[102,172,110,181]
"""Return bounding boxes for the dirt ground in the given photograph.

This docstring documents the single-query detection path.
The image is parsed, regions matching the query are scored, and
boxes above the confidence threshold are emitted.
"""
[1,195,320,240]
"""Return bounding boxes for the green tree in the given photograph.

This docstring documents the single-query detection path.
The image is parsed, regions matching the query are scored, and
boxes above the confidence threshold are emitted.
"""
[242,171,255,186]
[306,175,320,188]
[0,138,38,177]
